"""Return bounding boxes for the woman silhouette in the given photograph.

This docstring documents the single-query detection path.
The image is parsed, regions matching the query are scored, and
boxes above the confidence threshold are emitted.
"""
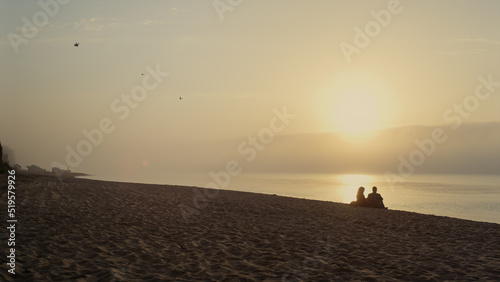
[350,186,368,207]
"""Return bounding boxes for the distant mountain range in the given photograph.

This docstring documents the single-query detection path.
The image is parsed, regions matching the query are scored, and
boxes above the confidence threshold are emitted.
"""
[188,122,500,175]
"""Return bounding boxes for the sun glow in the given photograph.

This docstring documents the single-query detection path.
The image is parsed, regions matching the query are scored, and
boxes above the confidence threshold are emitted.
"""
[339,174,374,185]
[333,90,381,135]
[316,73,387,142]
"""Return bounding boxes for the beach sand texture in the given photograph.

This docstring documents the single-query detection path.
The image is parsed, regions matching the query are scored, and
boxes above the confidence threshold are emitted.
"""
[1,173,499,281]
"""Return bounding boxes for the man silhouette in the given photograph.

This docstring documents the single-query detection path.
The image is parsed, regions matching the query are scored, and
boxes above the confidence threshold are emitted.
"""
[366,186,386,209]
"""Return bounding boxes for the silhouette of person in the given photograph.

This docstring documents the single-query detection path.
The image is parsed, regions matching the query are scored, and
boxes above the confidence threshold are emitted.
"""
[366,186,386,209]
[350,186,368,207]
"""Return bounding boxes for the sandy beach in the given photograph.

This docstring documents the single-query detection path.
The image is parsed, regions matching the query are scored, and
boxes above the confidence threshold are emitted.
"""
[1,172,499,281]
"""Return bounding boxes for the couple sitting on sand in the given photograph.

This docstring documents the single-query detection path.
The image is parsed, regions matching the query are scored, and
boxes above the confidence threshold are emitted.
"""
[350,186,386,209]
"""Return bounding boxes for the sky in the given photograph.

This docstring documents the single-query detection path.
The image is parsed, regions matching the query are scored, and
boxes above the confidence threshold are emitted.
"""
[0,0,499,179]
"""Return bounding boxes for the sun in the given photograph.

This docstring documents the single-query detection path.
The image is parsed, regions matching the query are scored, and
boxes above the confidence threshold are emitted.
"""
[316,72,388,140]
[332,89,381,138]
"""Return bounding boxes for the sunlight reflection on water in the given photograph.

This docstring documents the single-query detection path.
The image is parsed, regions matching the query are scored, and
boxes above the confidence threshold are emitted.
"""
[85,173,500,224]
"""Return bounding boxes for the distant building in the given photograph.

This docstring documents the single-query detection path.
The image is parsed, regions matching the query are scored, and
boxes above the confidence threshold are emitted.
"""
[27,165,46,173]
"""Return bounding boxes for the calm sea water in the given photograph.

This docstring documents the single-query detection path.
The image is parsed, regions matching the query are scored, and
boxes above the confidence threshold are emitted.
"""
[85,173,500,224]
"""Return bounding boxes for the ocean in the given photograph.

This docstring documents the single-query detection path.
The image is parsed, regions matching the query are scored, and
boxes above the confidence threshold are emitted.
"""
[84,172,500,224]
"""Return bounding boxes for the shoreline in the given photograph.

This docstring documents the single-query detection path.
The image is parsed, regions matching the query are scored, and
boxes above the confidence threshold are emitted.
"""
[2,173,499,281]
[81,172,500,225]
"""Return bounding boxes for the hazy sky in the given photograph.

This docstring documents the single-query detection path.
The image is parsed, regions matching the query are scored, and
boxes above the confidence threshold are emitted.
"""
[1,0,499,177]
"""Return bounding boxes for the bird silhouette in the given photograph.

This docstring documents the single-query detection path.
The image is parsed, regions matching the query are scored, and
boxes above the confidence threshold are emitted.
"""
[74,42,79,47]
